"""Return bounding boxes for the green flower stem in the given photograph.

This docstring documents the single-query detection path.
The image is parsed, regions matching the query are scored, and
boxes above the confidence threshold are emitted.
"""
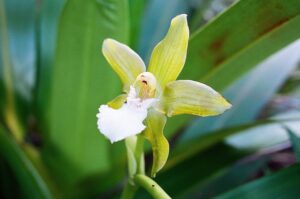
[125,135,145,180]
[135,135,145,174]
[134,174,171,199]
[121,182,137,199]
[123,136,170,199]
[122,135,145,199]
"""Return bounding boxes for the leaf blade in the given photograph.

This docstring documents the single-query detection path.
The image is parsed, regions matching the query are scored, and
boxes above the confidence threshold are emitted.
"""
[166,0,300,137]
[216,164,300,199]
[0,126,54,199]
[39,0,130,185]
[181,39,300,142]
[0,0,36,140]
[285,126,300,161]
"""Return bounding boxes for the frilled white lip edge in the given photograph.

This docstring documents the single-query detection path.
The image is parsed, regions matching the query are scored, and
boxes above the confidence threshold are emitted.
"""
[97,86,158,143]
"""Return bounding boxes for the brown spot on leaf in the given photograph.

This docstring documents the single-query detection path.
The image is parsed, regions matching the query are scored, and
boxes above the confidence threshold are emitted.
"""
[214,55,226,66]
[259,18,289,36]
[209,38,225,52]
[208,34,228,66]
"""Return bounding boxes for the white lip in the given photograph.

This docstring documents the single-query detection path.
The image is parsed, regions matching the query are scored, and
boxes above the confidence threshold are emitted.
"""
[97,86,158,143]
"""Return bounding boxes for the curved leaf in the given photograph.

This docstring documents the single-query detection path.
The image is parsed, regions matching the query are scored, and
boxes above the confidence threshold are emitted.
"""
[128,0,146,49]
[36,0,66,128]
[40,0,129,185]
[183,0,300,88]
[144,143,247,199]
[167,117,300,170]
[190,157,268,199]
[166,0,300,137]
[216,164,300,199]
[0,126,54,199]
[286,126,300,161]
[181,39,300,142]
[0,0,36,140]
[226,111,300,150]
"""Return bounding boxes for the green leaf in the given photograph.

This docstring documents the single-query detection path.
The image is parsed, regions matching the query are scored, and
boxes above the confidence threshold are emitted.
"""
[167,116,300,170]
[191,157,268,198]
[0,126,54,199]
[146,143,248,199]
[189,0,215,31]
[73,165,126,199]
[226,111,300,150]
[0,0,36,140]
[181,40,300,142]
[166,0,300,138]
[36,0,66,127]
[0,159,22,198]
[285,126,300,161]
[39,0,129,185]
[183,0,300,89]
[216,164,300,199]
[128,0,146,49]
[136,143,265,199]
[143,109,169,177]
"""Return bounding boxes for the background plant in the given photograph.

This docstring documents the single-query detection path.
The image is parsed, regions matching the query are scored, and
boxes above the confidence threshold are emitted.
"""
[1,0,300,198]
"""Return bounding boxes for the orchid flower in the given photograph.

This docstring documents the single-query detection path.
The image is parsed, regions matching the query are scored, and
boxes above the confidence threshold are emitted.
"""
[97,14,231,176]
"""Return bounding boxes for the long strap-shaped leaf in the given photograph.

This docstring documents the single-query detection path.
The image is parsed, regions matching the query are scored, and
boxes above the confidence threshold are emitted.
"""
[286,126,300,162]
[183,0,300,90]
[180,40,300,143]
[0,126,53,199]
[166,0,300,136]
[138,143,247,198]
[216,164,300,199]
[0,0,36,141]
[166,117,300,170]
[40,0,129,185]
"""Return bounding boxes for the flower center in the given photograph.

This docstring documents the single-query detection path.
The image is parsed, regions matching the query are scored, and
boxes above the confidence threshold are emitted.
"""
[134,72,157,99]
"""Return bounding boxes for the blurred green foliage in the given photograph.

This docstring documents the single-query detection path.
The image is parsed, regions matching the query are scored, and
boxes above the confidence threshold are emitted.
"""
[1,0,300,198]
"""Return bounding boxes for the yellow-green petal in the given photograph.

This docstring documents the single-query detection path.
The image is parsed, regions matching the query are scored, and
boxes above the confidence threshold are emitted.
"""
[143,109,169,177]
[161,80,232,117]
[102,39,146,90]
[107,94,127,109]
[148,14,189,89]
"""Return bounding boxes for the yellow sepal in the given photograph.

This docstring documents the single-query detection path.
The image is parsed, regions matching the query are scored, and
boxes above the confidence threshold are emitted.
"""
[102,39,146,90]
[161,80,231,117]
[143,109,169,177]
[148,14,189,89]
